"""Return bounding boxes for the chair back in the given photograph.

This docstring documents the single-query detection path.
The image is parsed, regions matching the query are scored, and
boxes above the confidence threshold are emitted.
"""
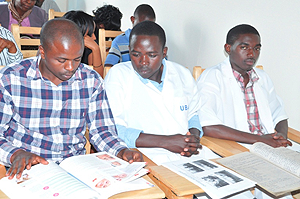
[192,66,205,81]
[98,29,124,64]
[11,24,41,58]
[48,9,65,20]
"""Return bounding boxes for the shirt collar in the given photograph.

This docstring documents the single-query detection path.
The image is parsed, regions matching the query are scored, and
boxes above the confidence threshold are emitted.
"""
[232,68,259,86]
[135,59,166,91]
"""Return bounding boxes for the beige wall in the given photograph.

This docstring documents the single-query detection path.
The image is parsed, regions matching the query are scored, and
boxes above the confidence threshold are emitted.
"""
[61,0,300,131]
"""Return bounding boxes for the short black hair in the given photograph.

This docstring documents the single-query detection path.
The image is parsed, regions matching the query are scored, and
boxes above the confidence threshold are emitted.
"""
[63,10,95,37]
[93,5,123,31]
[226,24,260,45]
[133,4,156,20]
[40,18,84,51]
[129,21,165,49]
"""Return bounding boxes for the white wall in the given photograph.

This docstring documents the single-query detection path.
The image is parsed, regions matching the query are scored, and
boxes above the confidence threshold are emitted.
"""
[63,0,300,131]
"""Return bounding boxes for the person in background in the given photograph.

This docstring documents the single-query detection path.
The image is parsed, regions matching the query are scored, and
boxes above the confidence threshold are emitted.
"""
[197,24,292,148]
[104,4,156,67]
[93,4,122,31]
[0,0,48,31]
[63,10,103,77]
[105,21,218,165]
[0,26,23,66]
[0,18,142,180]
[35,0,61,14]
[92,4,123,47]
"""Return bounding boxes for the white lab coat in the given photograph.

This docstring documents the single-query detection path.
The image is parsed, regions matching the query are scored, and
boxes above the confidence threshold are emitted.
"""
[105,60,219,164]
[197,58,288,134]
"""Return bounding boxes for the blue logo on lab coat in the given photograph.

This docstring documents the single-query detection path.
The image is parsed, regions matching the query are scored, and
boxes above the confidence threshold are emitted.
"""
[180,105,188,111]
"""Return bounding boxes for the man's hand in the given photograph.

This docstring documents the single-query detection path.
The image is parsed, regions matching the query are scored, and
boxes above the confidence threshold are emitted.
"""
[272,132,292,147]
[259,133,292,148]
[182,131,202,156]
[117,148,143,163]
[162,132,201,157]
[7,150,48,180]
[84,35,99,52]
[0,37,17,53]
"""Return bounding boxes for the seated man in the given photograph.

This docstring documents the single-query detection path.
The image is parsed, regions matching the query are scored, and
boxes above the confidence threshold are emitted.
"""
[197,24,291,148]
[104,4,156,67]
[0,26,23,66]
[105,21,217,165]
[0,18,142,180]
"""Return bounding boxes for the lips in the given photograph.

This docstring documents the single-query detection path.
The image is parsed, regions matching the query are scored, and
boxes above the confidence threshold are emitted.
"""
[244,58,256,65]
[62,73,73,79]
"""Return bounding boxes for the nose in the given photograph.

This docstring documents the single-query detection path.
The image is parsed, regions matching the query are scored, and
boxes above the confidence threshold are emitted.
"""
[140,54,149,65]
[247,48,255,57]
[64,61,75,72]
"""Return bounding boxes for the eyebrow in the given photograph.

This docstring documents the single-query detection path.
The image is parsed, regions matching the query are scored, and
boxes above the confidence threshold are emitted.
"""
[57,55,82,60]
[239,42,262,47]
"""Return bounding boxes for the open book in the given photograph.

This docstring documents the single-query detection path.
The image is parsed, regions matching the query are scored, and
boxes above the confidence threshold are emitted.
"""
[162,157,255,199]
[0,152,153,199]
[217,142,300,197]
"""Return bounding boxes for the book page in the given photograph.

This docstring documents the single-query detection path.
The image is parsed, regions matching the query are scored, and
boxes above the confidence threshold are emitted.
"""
[163,157,255,199]
[59,152,152,198]
[250,142,300,176]
[217,152,300,197]
[0,161,99,199]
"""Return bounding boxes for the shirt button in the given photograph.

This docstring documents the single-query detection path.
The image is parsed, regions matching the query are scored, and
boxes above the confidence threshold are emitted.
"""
[246,104,250,107]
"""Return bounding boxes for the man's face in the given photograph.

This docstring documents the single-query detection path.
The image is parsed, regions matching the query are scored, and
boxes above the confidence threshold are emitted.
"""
[129,35,167,82]
[39,39,84,86]
[14,0,36,13]
[225,33,261,74]
[131,15,155,27]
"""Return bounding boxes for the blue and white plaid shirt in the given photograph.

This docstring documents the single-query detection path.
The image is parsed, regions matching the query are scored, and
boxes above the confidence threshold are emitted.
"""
[0,56,127,166]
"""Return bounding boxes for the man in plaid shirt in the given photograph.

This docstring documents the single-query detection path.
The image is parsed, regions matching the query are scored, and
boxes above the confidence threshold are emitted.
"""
[197,24,291,148]
[0,18,142,179]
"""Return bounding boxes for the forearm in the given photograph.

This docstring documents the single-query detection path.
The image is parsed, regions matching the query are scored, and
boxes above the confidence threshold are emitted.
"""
[275,119,288,139]
[89,48,103,77]
[202,125,265,144]
[136,133,168,149]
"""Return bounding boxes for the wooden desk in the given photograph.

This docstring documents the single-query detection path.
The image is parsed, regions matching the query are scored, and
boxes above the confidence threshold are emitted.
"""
[288,127,300,144]
[200,136,249,157]
[140,150,203,199]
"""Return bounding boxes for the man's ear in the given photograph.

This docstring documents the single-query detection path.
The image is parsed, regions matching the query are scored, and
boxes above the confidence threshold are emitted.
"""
[130,16,135,25]
[163,47,168,58]
[224,44,231,55]
[39,45,45,59]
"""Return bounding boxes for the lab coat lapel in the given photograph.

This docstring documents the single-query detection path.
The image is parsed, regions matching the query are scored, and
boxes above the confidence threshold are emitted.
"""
[221,60,249,131]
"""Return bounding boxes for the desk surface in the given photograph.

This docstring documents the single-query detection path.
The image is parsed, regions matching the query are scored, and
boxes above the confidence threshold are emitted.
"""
[200,136,249,157]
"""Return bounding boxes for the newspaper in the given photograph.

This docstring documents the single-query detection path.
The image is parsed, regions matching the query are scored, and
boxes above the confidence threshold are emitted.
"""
[162,157,255,199]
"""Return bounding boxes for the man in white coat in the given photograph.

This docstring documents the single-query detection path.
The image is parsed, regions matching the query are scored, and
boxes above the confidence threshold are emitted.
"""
[197,24,291,148]
[105,21,217,165]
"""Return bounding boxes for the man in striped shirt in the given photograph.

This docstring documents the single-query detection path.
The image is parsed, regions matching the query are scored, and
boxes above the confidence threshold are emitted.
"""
[0,18,142,180]
[0,26,23,66]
